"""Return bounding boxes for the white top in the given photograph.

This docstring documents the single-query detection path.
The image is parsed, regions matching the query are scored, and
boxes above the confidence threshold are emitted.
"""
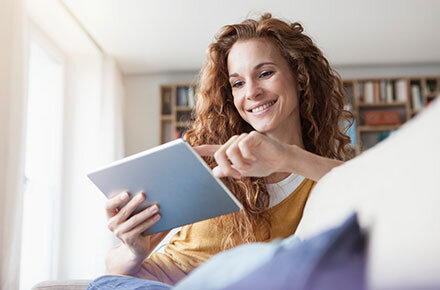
[266,173,305,208]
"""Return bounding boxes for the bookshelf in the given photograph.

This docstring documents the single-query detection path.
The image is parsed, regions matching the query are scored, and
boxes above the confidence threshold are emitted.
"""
[343,75,440,154]
[159,83,197,144]
[159,76,440,153]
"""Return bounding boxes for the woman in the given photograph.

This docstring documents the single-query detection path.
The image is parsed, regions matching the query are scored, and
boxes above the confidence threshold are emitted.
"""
[102,13,352,287]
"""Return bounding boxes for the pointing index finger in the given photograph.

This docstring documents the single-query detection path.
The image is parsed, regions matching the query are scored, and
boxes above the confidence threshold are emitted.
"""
[193,145,221,157]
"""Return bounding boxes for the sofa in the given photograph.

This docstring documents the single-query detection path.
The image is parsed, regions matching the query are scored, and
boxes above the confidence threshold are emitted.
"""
[32,280,91,290]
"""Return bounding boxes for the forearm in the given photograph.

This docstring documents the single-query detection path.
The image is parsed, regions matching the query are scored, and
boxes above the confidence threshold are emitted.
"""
[281,145,344,182]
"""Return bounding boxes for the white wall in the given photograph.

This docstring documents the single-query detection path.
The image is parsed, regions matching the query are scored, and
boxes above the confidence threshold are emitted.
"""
[335,62,440,79]
[122,63,440,156]
[123,71,199,156]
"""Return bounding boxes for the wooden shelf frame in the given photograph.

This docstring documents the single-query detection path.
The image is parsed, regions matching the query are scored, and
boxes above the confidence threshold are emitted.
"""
[358,125,401,132]
[358,102,407,107]
[159,83,196,144]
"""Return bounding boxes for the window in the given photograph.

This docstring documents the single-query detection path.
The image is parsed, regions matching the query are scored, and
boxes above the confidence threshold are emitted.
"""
[19,33,64,290]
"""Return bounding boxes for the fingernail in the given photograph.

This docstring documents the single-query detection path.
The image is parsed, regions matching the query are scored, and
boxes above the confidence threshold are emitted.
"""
[136,193,144,200]
[120,192,128,200]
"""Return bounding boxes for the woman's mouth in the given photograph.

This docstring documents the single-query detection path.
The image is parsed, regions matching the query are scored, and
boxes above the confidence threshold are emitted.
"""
[248,100,277,114]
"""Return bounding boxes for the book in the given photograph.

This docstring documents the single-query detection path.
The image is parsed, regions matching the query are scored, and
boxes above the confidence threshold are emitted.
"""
[188,86,195,107]
[87,139,243,235]
[177,87,189,106]
[357,82,364,103]
[395,79,408,102]
[364,82,375,103]
[386,81,394,103]
[380,81,387,103]
[374,81,380,103]
[162,92,172,114]
[411,85,423,112]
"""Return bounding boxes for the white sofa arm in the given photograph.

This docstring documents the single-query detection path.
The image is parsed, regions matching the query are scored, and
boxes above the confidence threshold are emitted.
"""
[31,280,92,290]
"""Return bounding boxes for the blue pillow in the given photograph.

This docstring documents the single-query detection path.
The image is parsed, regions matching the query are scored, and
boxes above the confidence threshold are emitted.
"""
[221,213,365,290]
[174,235,300,290]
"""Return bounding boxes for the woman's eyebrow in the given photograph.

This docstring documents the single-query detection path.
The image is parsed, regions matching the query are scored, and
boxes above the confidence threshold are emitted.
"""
[254,62,276,70]
[229,62,277,78]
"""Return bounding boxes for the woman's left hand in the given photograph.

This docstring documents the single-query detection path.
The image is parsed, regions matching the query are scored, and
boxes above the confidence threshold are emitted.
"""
[193,131,291,179]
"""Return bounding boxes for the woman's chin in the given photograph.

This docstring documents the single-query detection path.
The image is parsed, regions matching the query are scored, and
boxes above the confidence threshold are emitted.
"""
[251,123,273,133]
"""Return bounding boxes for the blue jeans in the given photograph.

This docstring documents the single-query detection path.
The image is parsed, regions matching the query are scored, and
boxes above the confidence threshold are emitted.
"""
[87,275,171,290]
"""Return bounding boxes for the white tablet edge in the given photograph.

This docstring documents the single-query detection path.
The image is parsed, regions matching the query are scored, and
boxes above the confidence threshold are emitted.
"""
[88,139,185,176]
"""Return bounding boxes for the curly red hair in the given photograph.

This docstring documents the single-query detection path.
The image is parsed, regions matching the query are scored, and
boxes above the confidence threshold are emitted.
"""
[185,13,352,249]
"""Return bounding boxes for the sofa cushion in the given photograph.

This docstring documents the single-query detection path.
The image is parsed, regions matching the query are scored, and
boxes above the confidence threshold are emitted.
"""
[220,213,365,290]
[31,280,92,290]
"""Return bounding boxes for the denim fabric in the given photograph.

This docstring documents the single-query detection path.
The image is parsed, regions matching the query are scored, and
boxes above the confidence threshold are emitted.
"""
[87,275,172,290]
[221,213,365,290]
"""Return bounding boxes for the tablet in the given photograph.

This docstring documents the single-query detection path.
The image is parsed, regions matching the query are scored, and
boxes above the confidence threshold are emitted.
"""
[87,138,242,235]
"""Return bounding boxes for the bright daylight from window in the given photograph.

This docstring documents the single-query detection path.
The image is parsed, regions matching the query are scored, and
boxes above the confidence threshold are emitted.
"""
[19,40,64,290]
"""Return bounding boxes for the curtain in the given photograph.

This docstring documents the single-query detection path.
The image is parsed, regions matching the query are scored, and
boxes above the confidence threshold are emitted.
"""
[56,53,125,279]
[0,0,27,288]
[1,0,126,286]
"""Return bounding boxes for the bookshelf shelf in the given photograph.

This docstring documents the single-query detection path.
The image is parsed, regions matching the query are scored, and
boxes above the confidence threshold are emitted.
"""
[358,102,406,107]
[176,106,194,111]
[427,92,439,98]
[358,125,400,132]
[161,115,173,121]
[176,121,192,127]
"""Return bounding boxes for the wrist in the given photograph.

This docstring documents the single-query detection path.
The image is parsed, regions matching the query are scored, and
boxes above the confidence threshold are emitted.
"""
[111,243,146,275]
[125,243,149,264]
[279,144,300,173]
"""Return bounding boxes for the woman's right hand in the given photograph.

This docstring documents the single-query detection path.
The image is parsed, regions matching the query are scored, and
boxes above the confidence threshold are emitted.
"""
[106,191,161,264]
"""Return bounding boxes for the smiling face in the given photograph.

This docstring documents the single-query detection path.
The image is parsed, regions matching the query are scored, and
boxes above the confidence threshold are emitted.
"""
[227,38,301,143]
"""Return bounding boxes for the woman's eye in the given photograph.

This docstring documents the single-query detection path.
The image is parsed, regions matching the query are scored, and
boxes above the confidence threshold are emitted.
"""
[232,80,244,88]
[259,71,274,78]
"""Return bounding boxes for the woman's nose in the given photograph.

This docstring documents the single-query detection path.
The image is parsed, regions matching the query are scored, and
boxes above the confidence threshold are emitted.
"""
[245,80,263,100]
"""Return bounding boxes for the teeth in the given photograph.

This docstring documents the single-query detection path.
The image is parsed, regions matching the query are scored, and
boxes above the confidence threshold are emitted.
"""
[251,101,275,113]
